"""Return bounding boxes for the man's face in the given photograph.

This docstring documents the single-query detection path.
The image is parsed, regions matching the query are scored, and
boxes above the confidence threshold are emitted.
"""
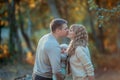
[59,24,69,37]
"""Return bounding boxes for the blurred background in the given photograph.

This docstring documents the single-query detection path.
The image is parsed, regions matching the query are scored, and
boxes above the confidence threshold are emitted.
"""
[0,0,120,80]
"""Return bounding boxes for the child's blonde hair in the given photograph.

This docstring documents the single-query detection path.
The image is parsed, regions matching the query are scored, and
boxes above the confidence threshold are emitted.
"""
[60,44,68,49]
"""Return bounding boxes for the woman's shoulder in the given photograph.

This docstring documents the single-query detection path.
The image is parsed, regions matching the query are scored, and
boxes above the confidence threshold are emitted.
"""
[76,46,87,49]
[75,46,83,52]
[76,46,88,52]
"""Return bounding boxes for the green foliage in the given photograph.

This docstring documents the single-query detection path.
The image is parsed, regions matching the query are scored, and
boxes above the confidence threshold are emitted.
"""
[88,0,98,10]
[32,28,49,46]
[88,0,120,27]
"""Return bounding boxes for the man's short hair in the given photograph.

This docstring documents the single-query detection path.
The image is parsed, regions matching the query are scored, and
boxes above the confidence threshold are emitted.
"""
[50,18,67,32]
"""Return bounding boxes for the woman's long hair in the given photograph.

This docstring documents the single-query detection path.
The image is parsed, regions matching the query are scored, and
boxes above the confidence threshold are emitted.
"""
[67,24,88,56]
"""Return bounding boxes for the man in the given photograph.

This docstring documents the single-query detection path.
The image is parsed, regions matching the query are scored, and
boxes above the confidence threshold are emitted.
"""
[32,18,69,80]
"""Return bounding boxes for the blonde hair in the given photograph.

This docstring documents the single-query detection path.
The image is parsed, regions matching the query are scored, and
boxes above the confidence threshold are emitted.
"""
[67,24,88,56]
[60,44,68,49]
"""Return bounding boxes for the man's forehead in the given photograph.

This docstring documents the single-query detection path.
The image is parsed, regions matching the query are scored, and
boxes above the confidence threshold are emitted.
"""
[62,24,68,29]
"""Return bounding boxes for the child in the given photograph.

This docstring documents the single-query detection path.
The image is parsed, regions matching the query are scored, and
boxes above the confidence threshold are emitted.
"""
[53,44,68,80]
[60,44,68,76]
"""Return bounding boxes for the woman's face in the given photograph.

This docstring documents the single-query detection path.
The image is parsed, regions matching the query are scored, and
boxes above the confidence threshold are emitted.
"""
[67,27,75,40]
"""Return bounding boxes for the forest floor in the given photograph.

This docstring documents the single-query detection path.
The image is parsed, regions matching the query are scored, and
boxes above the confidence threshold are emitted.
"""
[0,63,120,80]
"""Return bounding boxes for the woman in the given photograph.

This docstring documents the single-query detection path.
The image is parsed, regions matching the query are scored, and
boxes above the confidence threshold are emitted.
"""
[67,24,95,80]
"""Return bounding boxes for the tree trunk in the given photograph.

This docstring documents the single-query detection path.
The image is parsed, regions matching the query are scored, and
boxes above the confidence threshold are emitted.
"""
[26,10,32,38]
[0,25,3,43]
[87,0,105,52]
[117,16,120,54]
[97,1,105,52]
[7,0,17,55]
[26,10,35,53]
[18,8,34,54]
[47,0,60,18]
[7,0,22,60]
[98,25,105,52]
[86,0,101,50]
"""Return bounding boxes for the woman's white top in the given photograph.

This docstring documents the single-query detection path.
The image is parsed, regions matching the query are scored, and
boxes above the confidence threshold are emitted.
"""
[70,46,94,77]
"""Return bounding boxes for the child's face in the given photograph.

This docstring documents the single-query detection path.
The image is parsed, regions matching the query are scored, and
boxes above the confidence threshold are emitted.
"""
[61,47,67,53]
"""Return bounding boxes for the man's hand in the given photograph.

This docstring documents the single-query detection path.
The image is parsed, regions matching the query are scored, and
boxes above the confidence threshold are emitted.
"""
[88,76,95,80]
[55,72,64,80]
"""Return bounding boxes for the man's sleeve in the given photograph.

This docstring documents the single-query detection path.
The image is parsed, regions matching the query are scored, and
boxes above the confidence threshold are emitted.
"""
[46,45,62,74]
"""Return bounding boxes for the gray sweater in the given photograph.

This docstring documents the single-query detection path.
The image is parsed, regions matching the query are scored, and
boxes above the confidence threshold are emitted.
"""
[33,33,61,78]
